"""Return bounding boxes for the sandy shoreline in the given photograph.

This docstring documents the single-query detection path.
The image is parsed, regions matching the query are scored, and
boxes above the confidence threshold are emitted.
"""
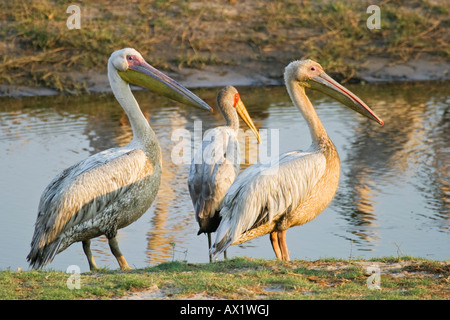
[1,54,448,98]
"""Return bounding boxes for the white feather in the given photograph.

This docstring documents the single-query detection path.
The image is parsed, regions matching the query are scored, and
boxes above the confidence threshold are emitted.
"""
[188,126,240,230]
[211,148,326,256]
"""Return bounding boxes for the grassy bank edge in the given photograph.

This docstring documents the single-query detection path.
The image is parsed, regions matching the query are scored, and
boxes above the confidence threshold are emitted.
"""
[1,256,448,300]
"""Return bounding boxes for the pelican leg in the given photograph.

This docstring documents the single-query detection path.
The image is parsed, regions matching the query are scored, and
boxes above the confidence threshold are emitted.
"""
[82,240,98,271]
[208,233,212,263]
[108,237,131,270]
[224,249,227,261]
[278,230,290,261]
[270,232,283,260]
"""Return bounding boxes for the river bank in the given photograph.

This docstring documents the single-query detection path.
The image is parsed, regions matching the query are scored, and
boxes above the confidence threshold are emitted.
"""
[1,0,448,97]
[1,257,449,300]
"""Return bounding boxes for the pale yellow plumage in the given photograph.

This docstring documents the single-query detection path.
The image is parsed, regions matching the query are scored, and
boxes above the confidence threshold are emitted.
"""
[211,60,383,261]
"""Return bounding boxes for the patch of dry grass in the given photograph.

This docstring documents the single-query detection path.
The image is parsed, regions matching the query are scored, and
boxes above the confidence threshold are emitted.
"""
[0,0,448,92]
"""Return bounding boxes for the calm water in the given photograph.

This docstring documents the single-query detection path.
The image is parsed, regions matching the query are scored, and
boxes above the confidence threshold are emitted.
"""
[0,82,448,272]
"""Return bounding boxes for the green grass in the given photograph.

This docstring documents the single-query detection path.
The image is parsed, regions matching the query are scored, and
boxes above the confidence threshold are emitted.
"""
[259,0,449,79]
[1,257,448,300]
[0,0,448,93]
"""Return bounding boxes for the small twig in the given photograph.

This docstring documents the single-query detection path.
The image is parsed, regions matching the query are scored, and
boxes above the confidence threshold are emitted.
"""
[169,242,176,262]
[393,242,404,259]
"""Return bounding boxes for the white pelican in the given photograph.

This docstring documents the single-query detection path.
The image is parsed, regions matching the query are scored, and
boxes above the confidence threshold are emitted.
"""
[27,48,212,270]
[210,60,383,261]
[188,86,260,262]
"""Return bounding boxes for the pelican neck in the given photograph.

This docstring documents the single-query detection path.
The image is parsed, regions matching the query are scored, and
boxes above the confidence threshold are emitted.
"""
[285,80,329,147]
[108,67,155,145]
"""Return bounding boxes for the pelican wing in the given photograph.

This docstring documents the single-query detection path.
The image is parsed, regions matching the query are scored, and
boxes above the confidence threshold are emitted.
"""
[30,147,154,251]
[211,150,326,256]
[188,127,240,233]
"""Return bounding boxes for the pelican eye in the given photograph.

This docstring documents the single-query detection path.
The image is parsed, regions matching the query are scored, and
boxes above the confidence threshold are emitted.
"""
[233,93,240,108]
